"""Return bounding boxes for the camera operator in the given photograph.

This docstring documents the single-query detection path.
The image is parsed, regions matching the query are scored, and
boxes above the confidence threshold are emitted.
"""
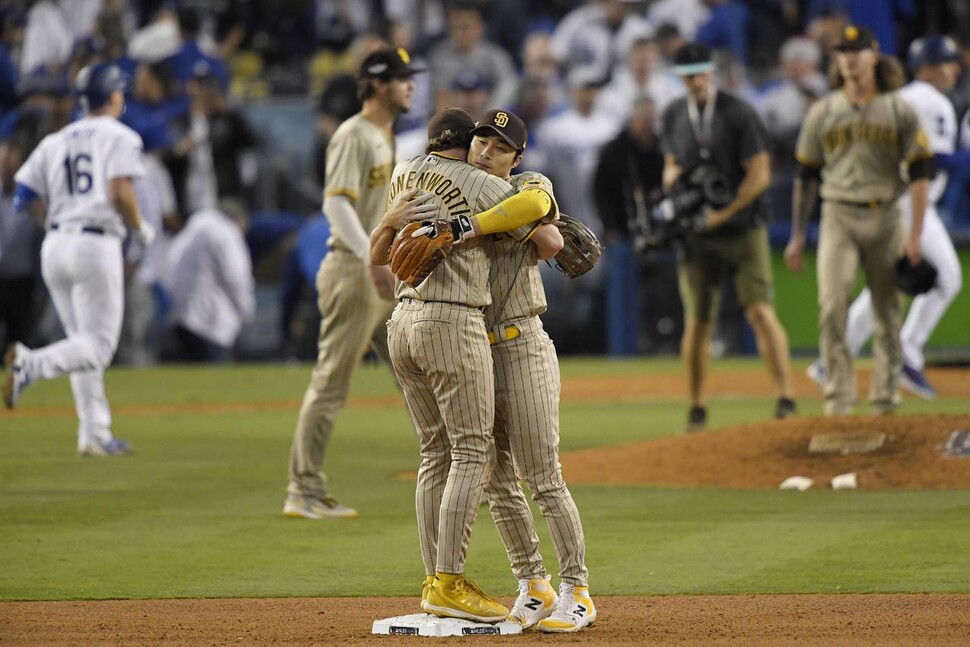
[661,42,796,432]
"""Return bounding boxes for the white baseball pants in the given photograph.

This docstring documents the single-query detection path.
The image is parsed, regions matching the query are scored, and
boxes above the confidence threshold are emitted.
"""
[845,205,962,369]
[20,230,124,447]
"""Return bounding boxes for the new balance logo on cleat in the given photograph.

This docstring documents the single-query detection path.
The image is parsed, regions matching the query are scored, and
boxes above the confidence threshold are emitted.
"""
[508,578,558,629]
[537,584,596,633]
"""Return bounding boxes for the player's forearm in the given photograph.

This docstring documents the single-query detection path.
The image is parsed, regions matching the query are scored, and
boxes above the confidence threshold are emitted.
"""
[109,177,145,230]
[908,179,929,240]
[790,175,819,242]
[324,194,370,260]
[369,226,395,265]
[467,188,552,238]
[530,223,564,260]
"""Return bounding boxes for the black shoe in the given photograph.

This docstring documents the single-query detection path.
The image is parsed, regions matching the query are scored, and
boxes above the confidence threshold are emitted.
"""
[775,397,796,419]
[685,406,707,433]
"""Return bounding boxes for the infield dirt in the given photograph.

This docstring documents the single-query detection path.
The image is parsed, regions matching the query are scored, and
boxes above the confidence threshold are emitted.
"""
[4,594,969,645]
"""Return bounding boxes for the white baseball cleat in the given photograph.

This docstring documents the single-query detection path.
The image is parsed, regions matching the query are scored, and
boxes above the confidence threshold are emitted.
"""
[283,494,358,519]
[78,437,132,457]
[2,342,30,410]
[537,583,596,633]
[806,359,825,392]
[507,577,558,628]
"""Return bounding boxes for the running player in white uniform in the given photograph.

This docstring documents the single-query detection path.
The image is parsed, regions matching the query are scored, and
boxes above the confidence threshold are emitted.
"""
[807,35,964,400]
[2,63,155,456]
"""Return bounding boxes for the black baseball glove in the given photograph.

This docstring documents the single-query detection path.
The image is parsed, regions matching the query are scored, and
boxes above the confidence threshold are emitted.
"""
[894,256,937,295]
[553,214,603,279]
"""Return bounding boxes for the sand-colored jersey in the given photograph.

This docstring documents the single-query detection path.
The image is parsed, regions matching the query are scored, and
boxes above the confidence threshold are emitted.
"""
[795,91,932,203]
[484,171,560,324]
[323,113,395,246]
[388,152,515,306]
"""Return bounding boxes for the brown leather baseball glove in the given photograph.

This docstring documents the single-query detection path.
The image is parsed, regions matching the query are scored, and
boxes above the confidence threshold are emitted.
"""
[389,220,455,288]
[554,214,602,279]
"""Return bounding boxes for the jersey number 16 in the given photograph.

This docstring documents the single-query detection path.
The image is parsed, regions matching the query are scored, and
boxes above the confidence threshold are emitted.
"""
[64,154,93,195]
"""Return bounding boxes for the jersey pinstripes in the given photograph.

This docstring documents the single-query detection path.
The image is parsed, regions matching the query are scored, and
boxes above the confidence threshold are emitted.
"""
[390,153,514,306]
[386,155,513,577]
[481,173,589,586]
[388,300,495,575]
[488,330,588,585]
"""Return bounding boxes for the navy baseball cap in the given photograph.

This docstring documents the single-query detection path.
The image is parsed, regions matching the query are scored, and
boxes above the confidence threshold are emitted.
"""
[358,48,425,80]
[673,42,715,76]
[472,109,527,151]
[834,25,878,52]
[75,63,127,110]
[908,35,960,72]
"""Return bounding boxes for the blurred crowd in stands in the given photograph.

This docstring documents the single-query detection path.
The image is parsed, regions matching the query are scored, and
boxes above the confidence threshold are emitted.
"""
[1,0,970,361]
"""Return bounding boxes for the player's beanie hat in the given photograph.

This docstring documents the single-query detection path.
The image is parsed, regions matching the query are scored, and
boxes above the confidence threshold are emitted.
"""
[472,109,527,152]
[428,107,476,140]
[834,25,877,52]
[358,47,425,80]
[673,42,714,76]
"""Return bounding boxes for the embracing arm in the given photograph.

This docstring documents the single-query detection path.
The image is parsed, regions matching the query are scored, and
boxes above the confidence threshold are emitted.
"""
[369,189,437,265]
[421,188,553,242]
[530,223,564,260]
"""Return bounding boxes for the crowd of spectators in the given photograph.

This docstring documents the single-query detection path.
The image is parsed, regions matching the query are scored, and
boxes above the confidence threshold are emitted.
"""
[1,0,970,360]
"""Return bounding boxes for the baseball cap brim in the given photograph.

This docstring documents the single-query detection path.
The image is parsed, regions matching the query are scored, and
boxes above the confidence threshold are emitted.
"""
[674,61,715,76]
[834,42,874,52]
[471,124,522,150]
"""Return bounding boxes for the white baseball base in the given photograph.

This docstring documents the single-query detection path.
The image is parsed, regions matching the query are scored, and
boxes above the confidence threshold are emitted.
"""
[372,613,522,637]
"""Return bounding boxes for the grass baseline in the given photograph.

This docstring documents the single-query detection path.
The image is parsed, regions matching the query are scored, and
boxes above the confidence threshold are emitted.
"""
[1,358,968,601]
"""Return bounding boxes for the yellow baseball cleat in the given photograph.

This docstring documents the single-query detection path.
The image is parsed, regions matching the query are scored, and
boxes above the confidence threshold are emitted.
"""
[537,584,596,633]
[507,577,558,628]
[420,575,434,612]
[424,572,509,623]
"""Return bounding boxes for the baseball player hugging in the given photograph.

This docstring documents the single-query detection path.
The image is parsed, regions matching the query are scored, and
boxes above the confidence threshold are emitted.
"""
[3,63,155,456]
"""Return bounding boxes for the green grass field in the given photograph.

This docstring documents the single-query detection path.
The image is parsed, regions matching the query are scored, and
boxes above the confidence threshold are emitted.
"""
[2,358,969,601]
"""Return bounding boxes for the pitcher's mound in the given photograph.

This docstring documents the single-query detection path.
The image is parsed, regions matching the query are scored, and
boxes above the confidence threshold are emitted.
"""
[562,415,970,490]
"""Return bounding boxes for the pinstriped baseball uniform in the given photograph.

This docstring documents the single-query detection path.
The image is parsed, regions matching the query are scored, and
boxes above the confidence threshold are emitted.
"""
[481,172,589,586]
[386,151,514,576]
[796,91,932,414]
[288,113,396,501]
